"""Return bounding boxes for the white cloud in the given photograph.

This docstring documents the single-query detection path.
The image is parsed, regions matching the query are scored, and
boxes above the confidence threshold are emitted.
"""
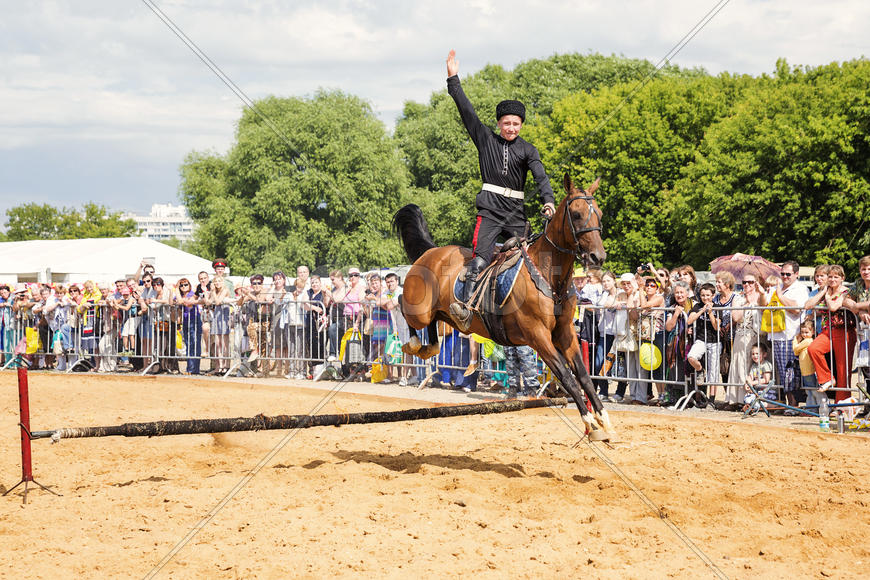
[1,0,868,218]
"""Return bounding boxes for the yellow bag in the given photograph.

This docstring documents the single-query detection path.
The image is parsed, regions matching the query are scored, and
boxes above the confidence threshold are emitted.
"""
[25,327,42,354]
[338,328,356,363]
[761,291,786,334]
[176,330,184,351]
[370,357,388,383]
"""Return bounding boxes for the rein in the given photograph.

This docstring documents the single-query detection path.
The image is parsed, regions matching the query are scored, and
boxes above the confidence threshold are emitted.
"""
[528,192,602,306]
[543,193,601,256]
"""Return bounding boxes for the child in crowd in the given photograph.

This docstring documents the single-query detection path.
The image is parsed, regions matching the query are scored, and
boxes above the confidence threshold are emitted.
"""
[118,287,139,357]
[792,319,821,410]
[743,343,774,414]
[686,282,721,396]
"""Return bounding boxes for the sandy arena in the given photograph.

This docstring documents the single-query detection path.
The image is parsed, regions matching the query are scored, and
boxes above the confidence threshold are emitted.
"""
[2,371,869,579]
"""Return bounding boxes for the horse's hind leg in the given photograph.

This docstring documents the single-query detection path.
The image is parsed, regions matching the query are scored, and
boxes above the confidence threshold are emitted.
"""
[402,328,423,356]
[416,322,441,360]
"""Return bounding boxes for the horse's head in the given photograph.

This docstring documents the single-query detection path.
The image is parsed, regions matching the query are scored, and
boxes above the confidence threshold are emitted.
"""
[546,174,606,267]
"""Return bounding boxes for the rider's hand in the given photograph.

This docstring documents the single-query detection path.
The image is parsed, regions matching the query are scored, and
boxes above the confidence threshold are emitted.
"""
[446,49,459,77]
[541,202,555,219]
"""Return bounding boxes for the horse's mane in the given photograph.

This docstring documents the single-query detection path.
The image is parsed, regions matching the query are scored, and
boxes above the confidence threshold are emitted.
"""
[392,204,436,263]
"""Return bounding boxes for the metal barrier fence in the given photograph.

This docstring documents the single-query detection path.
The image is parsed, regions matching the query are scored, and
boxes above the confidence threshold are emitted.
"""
[1,297,868,409]
[579,303,870,408]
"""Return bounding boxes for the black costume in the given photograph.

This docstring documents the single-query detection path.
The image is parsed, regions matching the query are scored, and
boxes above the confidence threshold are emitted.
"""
[447,75,555,266]
[447,76,555,325]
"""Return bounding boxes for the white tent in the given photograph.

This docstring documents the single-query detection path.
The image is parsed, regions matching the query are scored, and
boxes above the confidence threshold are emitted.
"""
[0,237,216,285]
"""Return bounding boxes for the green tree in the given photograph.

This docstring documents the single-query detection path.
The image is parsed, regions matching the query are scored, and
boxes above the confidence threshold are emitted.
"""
[4,202,136,241]
[529,74,742,271]
[180,90,411,274]
[665,59,870,272]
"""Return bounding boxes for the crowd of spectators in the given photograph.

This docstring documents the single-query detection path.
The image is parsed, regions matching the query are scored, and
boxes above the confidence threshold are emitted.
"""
[574,256,870,414]
[1,255,869,415]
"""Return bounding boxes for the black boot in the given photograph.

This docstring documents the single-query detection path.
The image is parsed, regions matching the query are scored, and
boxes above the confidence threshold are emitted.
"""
[450,256,485,332]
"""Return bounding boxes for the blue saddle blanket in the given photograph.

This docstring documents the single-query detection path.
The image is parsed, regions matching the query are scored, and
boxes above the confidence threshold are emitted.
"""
[453,258,523,309]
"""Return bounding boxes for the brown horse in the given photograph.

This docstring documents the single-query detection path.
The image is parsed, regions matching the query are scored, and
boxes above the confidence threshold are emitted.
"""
[392,175,616,440]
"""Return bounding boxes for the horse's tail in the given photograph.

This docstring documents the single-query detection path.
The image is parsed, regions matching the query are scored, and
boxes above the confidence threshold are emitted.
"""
[392,204,436,263]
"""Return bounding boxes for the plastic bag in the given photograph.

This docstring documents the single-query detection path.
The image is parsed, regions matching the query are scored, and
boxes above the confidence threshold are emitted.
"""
[341,329,364,365]
[761,291,786,333]
[338,328,355,363]
[385,332,403,365]
[25,327,42,354]
[370,358,388,383]
[483,339,505,362]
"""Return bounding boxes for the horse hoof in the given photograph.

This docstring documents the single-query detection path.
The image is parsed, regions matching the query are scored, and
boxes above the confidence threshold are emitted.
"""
[417,344,441,360]
[402,336,422,355]
[588,429,611,442]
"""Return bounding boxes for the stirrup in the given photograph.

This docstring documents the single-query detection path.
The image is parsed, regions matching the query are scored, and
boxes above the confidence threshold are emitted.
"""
[449,301,473,332]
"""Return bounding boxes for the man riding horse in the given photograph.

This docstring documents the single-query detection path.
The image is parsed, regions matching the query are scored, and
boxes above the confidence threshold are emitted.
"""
[446,49,556,332]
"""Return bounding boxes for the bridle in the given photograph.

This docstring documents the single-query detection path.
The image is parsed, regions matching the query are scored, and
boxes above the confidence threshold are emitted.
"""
[543,193,602,258]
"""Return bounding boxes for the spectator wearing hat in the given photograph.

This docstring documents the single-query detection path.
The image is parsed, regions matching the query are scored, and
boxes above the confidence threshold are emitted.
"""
[212,259,233,294]
[445,49,555,333]
[571,267,587,300]
[342,267,367,330]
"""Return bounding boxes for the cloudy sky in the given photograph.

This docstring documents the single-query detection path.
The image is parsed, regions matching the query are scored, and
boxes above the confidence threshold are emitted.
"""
[1,0,867,222]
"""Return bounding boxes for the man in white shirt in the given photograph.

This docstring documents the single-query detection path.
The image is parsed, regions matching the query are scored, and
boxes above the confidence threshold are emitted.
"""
[766,260,809,405]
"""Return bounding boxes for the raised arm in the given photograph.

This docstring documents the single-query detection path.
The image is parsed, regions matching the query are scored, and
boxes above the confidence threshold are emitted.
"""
[446,50,490,146]
[446,49,459,77]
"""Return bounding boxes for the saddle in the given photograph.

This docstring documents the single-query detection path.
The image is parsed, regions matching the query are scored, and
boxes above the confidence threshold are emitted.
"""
[453,240,525,345]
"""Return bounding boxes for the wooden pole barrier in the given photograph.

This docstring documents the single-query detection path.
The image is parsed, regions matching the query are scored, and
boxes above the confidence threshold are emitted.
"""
[32,398,570,441]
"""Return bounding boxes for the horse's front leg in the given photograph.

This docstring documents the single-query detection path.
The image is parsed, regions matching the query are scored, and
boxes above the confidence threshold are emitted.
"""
[553,321,617,439]
[415,321,441,360]
[533,334,611,442]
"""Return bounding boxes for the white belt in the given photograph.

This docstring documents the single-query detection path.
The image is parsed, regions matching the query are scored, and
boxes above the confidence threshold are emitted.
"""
[482,183,524,200]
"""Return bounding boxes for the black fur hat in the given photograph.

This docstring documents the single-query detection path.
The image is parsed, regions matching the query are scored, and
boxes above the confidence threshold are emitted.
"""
[496,99,525,122]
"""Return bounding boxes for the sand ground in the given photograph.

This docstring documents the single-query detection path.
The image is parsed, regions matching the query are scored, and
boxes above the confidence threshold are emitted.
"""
[1,371,869,579]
